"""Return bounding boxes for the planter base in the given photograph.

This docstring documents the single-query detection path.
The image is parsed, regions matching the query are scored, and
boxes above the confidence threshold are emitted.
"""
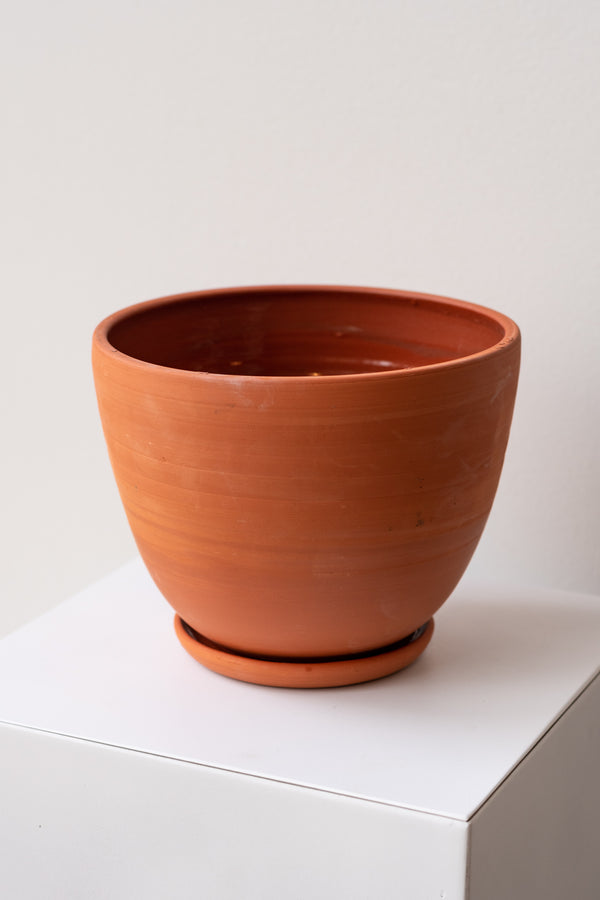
[174,616,434,688]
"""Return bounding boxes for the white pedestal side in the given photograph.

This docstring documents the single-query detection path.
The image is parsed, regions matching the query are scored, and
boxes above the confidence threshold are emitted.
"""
[1,560,599,899]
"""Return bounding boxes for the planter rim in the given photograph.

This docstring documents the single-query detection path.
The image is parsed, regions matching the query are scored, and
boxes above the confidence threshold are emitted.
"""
[92,284,520,383]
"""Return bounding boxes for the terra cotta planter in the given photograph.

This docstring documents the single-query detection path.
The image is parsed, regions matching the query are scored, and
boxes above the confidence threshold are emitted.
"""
[92,285,520,688]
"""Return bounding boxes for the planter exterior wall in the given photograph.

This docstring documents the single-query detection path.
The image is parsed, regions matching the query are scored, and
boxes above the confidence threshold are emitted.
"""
[92,285,520,686]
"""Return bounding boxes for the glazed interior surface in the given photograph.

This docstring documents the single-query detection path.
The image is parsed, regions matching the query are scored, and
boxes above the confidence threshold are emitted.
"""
[107,289,506,376]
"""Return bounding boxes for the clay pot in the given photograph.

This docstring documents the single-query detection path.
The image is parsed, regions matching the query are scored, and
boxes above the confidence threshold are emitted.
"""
[92,285,520,688]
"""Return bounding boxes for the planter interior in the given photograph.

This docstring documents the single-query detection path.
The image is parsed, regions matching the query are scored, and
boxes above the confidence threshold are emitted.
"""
[106,288,506,377]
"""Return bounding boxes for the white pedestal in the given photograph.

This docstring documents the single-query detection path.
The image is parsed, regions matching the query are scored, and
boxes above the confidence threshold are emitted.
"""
[1,560,599,899]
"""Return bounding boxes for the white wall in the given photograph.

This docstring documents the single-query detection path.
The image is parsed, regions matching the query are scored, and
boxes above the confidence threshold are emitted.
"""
[2,0,599,636]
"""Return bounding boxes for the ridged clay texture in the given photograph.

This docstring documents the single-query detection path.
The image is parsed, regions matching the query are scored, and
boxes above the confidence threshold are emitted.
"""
[92,286,520,687]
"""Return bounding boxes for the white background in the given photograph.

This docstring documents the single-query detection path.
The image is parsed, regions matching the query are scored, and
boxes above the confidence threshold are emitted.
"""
[2,0,599,637]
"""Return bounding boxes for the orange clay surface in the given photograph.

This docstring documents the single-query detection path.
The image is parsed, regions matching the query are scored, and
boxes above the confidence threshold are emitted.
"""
[93,285,520,686]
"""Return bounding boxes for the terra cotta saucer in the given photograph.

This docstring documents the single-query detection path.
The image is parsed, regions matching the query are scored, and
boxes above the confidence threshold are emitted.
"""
[174,615,434,688]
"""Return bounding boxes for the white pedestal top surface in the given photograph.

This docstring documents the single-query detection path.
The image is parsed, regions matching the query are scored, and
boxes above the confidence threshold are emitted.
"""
[1,559,599,820]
